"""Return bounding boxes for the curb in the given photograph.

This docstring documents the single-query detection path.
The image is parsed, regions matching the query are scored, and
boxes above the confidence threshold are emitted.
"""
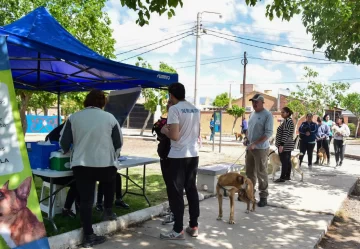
[48,191,214,249]
[330,152,360,160]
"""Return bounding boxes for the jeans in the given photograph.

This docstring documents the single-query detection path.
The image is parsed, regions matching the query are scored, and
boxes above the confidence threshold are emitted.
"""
[299,140,316,166]
[97,173,123,204]
[72,166,117,235]
[167,157,200,233]
[333,139,346,164]
[279,151,292,179]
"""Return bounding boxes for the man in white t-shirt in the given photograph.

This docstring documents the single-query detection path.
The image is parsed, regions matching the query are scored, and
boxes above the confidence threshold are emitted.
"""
[159,83,200,240]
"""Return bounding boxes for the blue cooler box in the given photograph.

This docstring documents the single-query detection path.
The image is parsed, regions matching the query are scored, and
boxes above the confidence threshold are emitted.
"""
[26,142,60,169]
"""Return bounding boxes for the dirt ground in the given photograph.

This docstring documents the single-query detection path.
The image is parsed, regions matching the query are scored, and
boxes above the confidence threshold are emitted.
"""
[317,185,360,249]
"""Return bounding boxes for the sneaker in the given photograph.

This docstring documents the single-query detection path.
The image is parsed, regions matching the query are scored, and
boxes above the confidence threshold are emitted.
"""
[185,226,199,237]
[115,198,130,209]
[160,230,185,240]
[314,161,319,165]
[284,177,291,181]
[308,165,313,170]
[339,161,343,166]
[82,233,106,248]
[257,198,267,207]
[62,208,76,219]
[162,213,174,225]
[274,178,286,183]
[102,208,117,221]
[95,203,104,212]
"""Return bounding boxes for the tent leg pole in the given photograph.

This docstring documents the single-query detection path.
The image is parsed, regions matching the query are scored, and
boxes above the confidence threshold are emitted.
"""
[57,92,61,126]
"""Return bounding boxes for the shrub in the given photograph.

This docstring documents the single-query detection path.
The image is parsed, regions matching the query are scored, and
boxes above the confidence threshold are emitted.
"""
[348,123,356,137]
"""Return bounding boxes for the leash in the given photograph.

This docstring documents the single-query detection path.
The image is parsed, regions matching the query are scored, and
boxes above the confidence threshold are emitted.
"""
[226,150,247,173]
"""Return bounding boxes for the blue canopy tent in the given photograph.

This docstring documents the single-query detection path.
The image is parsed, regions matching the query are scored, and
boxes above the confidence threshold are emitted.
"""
[0,7,178,123]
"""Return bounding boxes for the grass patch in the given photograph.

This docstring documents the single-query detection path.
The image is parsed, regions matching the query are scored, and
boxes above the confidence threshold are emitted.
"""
[34,167,167,237]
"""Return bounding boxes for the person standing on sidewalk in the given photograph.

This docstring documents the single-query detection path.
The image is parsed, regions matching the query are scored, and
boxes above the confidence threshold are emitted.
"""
[160,83,200,240]
[298,113,318,170]
[60,90,121,248]
[245,94,273,207]
[314,117,330,166]
[241,117,248,135]
[323,114,334,144]
[274,107,295,183]
[209,116,215,141]
[332,117,350,166]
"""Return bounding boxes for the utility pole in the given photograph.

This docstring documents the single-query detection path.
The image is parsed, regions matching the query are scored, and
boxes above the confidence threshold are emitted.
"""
[228,83,232,108]
[241,52,248,110]
[194,11,222,107]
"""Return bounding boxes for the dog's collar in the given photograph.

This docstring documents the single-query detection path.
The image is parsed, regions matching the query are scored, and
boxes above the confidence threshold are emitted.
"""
[268,150,276,157]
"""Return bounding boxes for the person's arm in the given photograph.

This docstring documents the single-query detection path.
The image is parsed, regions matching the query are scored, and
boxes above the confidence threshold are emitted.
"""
[299,123,306,135]
[111,120,123,157]
[342,125,351,137]
[59,120,73,153]
[280,119,293,145]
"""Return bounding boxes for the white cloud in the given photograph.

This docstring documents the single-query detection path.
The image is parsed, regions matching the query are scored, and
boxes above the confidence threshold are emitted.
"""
[236,3,249,16]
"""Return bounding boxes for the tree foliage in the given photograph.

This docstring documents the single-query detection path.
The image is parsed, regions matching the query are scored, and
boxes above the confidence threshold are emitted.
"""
[212,92,230,108]
[120,0,183,26]
[226,105,245,134]
[287,67,349,129]
[341,93,360,138]
[246,0,360,64]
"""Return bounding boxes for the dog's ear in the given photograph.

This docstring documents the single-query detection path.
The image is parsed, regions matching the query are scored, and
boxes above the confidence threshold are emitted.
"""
[1,181,9,190]
[237,176,244,184]
[15,177,32,200]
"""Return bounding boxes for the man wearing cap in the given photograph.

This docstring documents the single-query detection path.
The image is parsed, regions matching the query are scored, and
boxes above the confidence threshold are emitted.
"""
[245,93,273,207]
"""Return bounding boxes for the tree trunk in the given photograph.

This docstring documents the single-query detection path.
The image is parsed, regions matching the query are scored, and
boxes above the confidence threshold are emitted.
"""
[19,92,32,134]
[140,111,152,136]
[232,117,238,134]
[356,118,360,138]
[43,107,48,116]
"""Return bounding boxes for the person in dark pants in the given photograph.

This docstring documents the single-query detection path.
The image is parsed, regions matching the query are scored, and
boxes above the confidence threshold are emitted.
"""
[159,83,200,240]
[152,100,174,224]
[332,117,350,166]
[314,117,330,166]
[298,113,318,170]
[274,107,295,183]
[241,117,248,134]
[60,90,122,248]
[44,122,79,218]
[96,173,129,211]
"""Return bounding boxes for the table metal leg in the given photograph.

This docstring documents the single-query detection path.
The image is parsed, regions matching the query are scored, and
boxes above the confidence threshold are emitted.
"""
[143,164,150,206]
[47,178,58,232]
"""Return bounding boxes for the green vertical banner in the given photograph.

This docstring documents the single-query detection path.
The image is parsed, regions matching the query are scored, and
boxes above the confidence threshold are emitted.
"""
[0,37,50,248]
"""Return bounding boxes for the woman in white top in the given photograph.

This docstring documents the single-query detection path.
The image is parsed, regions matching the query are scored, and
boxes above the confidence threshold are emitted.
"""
[60,90,122,248]
[332,117,350,167]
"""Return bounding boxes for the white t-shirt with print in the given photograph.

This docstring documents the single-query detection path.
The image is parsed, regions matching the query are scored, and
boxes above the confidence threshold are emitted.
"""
[167,101,200,158]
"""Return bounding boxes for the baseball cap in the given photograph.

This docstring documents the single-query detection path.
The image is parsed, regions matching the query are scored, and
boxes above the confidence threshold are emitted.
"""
[249,93,265,102]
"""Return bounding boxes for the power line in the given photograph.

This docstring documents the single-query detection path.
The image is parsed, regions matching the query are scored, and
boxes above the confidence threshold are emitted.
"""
[206,33,353,64]
[120,33,193,62]
[205,29,324,54]
[116,29,195,55]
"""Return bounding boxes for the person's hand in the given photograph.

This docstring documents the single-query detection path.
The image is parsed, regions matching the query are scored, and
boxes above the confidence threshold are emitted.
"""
[161,125,169,135]
[279,146,284,153]
[248,143,256,151]
[305,131,310,136]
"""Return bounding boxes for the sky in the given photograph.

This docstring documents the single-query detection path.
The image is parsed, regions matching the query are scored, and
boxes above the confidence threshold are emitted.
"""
[104,0,360,101]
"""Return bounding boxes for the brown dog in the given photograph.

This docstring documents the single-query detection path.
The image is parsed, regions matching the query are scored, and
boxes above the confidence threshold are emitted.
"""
[0,177,46,248]
[318,147,327,165]
[216,172,256,224]
[234,132,243,142]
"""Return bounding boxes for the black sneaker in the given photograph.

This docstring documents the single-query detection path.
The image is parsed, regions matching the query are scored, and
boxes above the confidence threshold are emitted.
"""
[102,208,117,221]
[62,208,76,219]
[82,233,106,248]
[115,198,130,209]
[339,161,343,166]
[274,178,286,183]
[95,203,104,212]
[257,198,267,207]
[314,161,319,165]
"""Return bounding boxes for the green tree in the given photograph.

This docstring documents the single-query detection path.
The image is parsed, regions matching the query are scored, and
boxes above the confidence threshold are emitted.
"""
[135,57,177,135]
[341,93,360,138]
[28,92,57,116]
[226,105,245,134]
[287,67,349,130]
[120,0,183,26]
[212,92,230,108]
[60,92,88,119]
[245,0,360,64]
[0,0,116,133]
